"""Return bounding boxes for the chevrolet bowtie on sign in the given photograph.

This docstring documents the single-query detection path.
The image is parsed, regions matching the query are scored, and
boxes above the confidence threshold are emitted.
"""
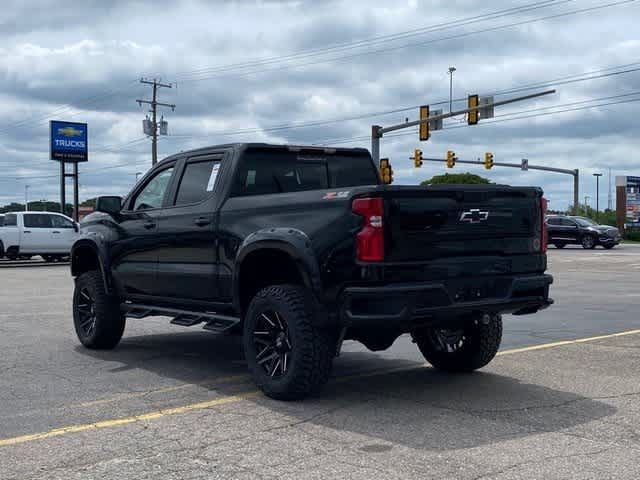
[50,120,88,162]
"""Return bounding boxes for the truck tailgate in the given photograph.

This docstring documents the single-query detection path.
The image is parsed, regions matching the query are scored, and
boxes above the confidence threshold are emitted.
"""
[382,185,544,263]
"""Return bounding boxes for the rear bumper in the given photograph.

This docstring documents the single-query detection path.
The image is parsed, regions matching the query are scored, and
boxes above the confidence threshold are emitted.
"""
[340,274,553,329]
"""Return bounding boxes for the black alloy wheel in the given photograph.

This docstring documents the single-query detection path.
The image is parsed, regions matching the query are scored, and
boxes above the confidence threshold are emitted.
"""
[253,310,292,379]
[73,270,125,349]
[76,287,97,337]
[243,284,334,400]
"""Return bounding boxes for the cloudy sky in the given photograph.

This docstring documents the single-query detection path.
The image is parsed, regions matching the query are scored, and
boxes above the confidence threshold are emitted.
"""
[1,0,639,210]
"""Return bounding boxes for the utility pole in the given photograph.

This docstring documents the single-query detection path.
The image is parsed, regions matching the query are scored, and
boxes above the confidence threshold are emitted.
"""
[137,79,175,166]
[24,185,29,211]
[593,173,603,213]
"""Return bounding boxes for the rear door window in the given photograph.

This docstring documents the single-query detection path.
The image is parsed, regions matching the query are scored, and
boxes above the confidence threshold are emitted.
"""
[3,214,17,227]
[174,159,219,206]
[23,214,53,228]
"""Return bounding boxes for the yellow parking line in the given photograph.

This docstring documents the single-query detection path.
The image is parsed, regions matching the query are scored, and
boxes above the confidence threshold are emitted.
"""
[1,328,639,448]
[0,392,259,447]
[76,374,250,408]
[497,328,640,356]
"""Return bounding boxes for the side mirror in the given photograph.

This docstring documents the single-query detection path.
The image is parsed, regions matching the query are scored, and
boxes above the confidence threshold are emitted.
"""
[95,196,122,215]
[73,222,79,232]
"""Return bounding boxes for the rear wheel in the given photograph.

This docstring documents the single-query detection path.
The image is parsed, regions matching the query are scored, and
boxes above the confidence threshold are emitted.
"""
[73,270,125,349]
[581,235,596,249]
[412,314,502,372]
[243,285,334,400]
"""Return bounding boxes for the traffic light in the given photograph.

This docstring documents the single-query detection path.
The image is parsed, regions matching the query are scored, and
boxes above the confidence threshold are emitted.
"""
[380,158,393,184]
[484,152,494,170]
[414,148,423,168]
[446,150,456,168]
[468,94,479,125]
[419,105,430,141]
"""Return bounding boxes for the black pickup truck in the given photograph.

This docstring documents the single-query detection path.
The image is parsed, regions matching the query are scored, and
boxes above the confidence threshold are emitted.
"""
[71,143,553,399]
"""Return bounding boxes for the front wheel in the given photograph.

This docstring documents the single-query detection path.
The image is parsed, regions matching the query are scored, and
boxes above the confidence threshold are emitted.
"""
[581,235,596,249]
[412,314,502,372]
[73,270,125,349]
[243,285,334,400]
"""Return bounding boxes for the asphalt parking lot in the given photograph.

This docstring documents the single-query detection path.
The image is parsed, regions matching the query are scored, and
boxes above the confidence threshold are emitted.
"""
[1,246,639,479]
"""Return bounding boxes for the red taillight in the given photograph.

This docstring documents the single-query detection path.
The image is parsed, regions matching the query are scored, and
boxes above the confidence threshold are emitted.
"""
[352,197,384,262]
[541,197,548,253]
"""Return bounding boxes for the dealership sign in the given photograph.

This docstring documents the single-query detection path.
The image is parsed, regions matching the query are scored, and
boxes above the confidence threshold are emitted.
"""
[50,120,88,162]
[616,176,640,228]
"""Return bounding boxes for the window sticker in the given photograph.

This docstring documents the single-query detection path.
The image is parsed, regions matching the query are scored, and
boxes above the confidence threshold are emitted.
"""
[206,163,220,191]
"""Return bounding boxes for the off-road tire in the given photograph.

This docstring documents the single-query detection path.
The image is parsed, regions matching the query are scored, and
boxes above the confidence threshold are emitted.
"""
[243,284,334,400]
[413,314,502,372]
[73,270,125,349]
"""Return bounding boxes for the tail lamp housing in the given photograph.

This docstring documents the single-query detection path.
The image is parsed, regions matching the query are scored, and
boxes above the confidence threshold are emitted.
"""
[352,197,384,262]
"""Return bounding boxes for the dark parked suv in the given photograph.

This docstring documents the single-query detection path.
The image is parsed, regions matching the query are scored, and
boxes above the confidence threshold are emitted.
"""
[546,215,621,249]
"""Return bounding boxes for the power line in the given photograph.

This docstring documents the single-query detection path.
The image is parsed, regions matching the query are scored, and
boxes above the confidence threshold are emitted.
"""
[174,0,637,83]
[164,62,640,141]
[169,0,570,80]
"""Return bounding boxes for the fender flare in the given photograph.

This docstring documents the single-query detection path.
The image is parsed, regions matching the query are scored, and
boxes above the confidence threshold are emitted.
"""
[232,228,321,311]
[70,237,113,293]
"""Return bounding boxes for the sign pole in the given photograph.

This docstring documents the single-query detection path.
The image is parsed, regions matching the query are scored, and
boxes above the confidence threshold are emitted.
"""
[60,161,65,215]
[73,162,79,222]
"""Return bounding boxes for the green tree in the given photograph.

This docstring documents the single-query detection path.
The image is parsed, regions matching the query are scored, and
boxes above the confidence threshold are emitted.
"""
[421,172,492,185]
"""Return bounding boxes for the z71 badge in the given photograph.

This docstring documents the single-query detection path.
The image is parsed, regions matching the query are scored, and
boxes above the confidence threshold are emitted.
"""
[323,191,350,200]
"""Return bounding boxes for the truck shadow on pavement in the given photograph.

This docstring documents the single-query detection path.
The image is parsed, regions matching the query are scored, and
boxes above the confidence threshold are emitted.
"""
[77,331,616,452]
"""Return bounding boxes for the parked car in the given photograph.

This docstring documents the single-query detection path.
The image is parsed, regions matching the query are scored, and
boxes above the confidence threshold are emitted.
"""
[546,215,621,249]
[71,143,553,400]
[0,211,80,261]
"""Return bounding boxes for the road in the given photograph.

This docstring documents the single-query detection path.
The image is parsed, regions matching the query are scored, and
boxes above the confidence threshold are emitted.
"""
[1,245,639,479]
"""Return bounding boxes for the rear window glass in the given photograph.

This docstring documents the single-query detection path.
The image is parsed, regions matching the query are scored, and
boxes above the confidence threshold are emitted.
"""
[23,214,53,228]
[231,150,378,197]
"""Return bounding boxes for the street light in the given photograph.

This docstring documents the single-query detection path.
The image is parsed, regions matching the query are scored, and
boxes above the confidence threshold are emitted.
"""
[25,185,30,211]
[584,195,590,209]
[448,66,456,113]
[593,173,603,213]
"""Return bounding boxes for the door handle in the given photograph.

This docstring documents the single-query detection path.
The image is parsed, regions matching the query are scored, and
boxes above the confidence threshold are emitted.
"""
[143,221,156,230]
[52,231,60,234]
[194,217,211,227]
[23,230,31,233]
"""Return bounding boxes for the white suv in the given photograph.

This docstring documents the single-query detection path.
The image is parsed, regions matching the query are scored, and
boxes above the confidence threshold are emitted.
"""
[0,211,80,261]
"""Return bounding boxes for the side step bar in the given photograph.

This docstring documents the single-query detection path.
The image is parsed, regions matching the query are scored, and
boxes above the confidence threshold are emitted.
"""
[121,303,240,334]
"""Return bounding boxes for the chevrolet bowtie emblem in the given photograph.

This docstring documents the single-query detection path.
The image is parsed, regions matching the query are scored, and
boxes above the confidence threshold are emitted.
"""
[460,209,489,223]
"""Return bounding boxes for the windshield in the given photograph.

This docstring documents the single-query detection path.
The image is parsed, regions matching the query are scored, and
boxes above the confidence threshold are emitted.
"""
[573,217,598,227]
